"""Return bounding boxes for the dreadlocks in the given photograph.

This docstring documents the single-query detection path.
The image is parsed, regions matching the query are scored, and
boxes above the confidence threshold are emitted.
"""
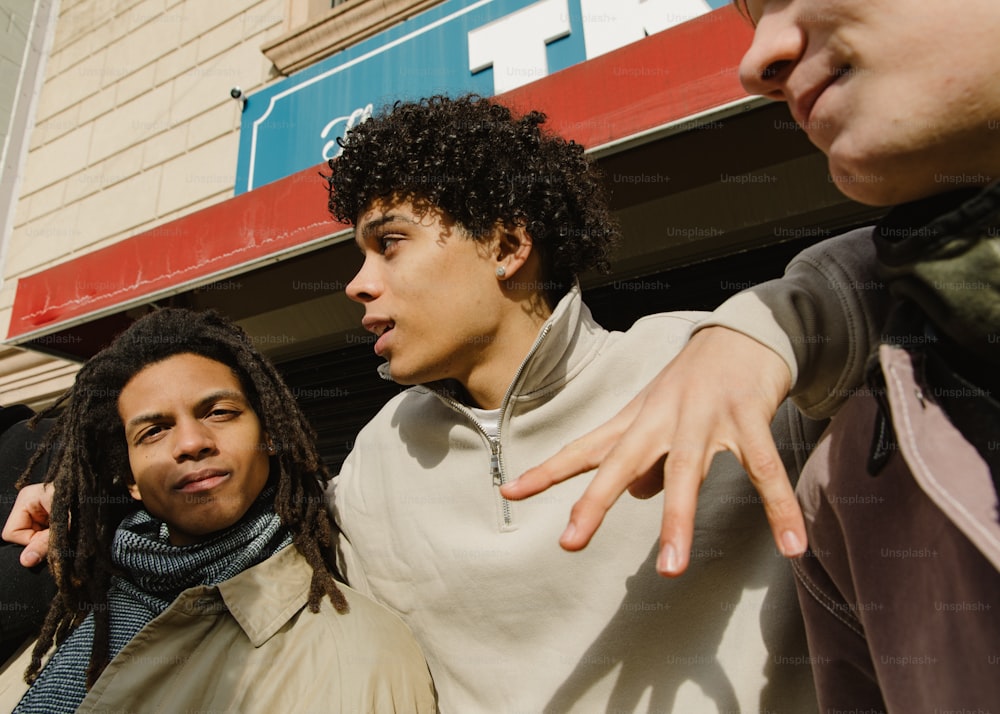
[19,308,347,687]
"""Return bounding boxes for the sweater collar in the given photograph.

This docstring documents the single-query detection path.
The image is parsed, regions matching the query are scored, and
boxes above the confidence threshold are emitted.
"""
[512,281,607,400]
[386,282,608,409]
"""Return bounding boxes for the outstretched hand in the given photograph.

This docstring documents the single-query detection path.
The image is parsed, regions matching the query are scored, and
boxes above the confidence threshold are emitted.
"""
[501,326,805,576]
[2,482,53,567]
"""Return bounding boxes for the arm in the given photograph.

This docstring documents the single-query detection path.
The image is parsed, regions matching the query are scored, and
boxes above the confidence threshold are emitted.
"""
[502,227,889,575]
[700,226,887,418]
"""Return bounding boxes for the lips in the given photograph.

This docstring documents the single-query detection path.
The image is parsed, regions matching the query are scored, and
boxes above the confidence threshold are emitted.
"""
[374,324,394,357]
[792,81,829,128]
[791,65,850,130]
[362,316,396,356]
[175,469,229,493]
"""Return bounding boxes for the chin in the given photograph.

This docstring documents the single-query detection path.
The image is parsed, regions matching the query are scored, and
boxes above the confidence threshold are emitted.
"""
[835,169,969,206]
[829,175,897,206]
[826,134,970,206]
[387,364,421,386]
[827,150,917,206]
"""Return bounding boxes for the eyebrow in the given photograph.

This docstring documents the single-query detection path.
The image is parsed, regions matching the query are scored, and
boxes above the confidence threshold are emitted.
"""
[125,389,248,431]
[354,213,417,251]
[359,214,414,238]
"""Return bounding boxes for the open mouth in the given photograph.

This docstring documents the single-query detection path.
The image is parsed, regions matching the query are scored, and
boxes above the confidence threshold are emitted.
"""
[374,322,395,356]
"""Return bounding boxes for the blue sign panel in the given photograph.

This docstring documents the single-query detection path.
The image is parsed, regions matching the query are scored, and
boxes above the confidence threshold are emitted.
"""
[236,0,727,194]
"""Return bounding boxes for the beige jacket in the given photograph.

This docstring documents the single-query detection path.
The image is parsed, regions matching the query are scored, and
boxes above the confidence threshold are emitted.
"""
[0,544,437,713]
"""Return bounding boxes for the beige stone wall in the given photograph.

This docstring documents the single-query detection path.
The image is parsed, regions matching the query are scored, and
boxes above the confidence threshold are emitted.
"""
[0,0,452,406]
[1,0,288,405]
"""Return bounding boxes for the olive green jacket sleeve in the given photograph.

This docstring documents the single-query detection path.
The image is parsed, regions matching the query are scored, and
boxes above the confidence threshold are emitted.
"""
[694,227,892,418]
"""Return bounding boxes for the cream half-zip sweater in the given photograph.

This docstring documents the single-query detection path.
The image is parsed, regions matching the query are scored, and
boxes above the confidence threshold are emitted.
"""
[332,284,822,714]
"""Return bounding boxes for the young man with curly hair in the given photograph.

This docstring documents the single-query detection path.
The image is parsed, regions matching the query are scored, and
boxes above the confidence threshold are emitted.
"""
[325,94,823,713]
[0,309,435,713]
[511,2,1000,711]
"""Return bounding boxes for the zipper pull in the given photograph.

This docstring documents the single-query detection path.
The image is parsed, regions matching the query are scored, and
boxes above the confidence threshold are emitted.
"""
[490,439,502,486]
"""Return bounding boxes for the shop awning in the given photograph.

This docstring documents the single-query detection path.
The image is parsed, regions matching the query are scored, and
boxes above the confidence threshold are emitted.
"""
[6,6,756,354]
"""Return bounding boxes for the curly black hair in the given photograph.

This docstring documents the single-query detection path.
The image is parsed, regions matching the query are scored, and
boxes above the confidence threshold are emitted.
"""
[325,94,619,296]
[20,308,347,688]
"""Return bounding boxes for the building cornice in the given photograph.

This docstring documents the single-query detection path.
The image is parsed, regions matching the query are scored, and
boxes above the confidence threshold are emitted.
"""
[263,0,444,75]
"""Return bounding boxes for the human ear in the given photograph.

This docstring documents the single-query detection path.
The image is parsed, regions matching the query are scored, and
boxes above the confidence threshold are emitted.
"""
[126,479,142,502]
[494,225,534,279]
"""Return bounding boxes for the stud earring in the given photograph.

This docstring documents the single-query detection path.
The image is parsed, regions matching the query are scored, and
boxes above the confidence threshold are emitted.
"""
[496,266,507,278]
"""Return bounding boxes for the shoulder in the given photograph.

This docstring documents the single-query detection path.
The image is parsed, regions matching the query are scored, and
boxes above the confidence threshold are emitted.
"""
[295,584,435,703]
[605,309,711,359]
[630,310,708,333]
[347,384,464,462]
[266,548,420,653]
[237,550,430,683]
[354,385,444,435]
[335,585,424,647]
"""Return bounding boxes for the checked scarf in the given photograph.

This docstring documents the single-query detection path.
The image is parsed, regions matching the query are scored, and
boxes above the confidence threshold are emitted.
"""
[15,487,291,713]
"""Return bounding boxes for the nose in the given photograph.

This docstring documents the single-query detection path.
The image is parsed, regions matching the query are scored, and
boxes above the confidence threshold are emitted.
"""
[737,6,804,100]
[346,253,381,304]
[171,418,217,461]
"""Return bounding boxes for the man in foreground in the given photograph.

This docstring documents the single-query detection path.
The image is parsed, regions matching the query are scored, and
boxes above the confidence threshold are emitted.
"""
[507,2,1000,711]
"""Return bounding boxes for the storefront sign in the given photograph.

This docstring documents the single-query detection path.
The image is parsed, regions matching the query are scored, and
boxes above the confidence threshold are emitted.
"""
[236,0,726,193]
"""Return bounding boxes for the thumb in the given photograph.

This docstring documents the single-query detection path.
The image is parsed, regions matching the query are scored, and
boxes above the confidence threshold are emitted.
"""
[20,528,50,568]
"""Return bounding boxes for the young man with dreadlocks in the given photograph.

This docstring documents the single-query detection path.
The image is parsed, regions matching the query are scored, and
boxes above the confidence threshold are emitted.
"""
[0,309,435,713]
[322,94,824,712]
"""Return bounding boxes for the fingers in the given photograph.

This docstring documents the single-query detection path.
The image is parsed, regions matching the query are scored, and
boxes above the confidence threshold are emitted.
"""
[734,432,807,557]
[502,395,644,500]
[3,483,54,568]
[2,483,50,545]
[507,325,802,578]
[556,400,692,551]
[557,452,662,551]
[501,431,609,500]
[651,429,713,575]
[653,424,805,576]
[1,511,35,546]
[20,529,50,568]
